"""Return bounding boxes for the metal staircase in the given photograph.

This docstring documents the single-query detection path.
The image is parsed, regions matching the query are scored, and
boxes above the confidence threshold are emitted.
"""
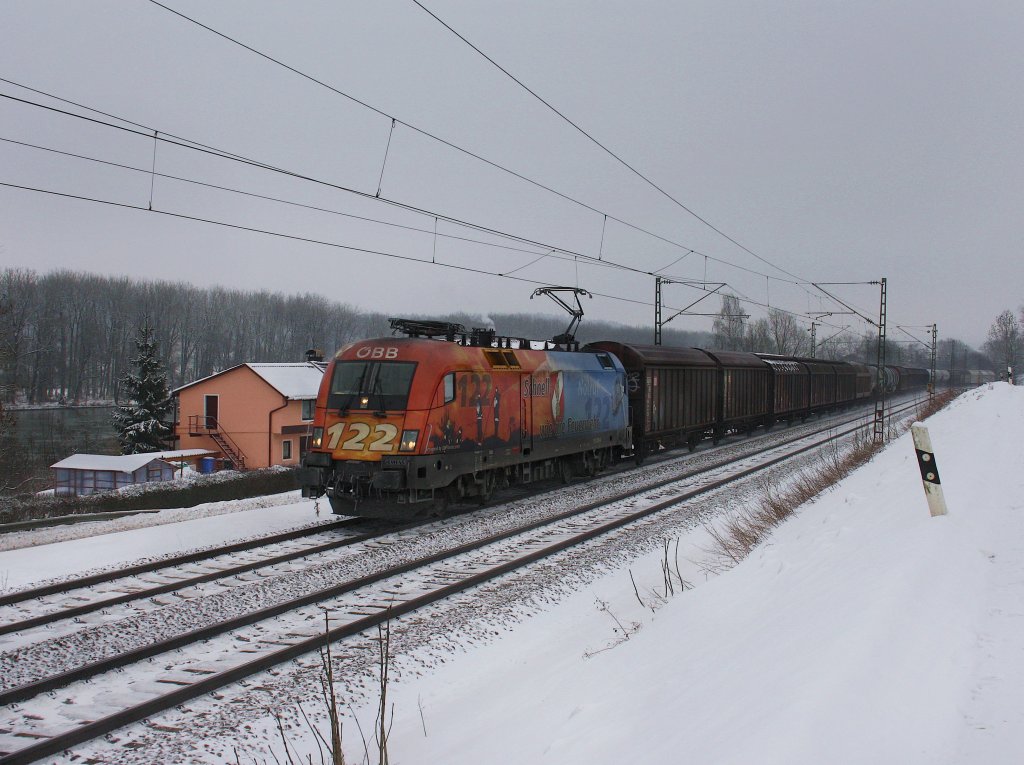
[187,415,247,470]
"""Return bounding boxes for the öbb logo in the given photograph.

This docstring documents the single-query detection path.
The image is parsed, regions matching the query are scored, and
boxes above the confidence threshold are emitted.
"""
[356,346,399,359]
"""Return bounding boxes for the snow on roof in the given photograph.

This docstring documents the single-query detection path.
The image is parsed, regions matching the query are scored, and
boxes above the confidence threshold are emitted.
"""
[51,453,177,472]
[245,363,325,400]
[172,362,326,399]
[152,449,216,460]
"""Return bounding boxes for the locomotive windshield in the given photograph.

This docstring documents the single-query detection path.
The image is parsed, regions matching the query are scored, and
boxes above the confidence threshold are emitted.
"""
[328,361,417,412]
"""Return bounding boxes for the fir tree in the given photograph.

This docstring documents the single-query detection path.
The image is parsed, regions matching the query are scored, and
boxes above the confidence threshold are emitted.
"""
[113,322,173,454]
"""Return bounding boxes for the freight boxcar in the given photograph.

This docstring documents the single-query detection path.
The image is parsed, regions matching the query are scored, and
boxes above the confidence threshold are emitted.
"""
[702,351,771,440]
[848,362,874,400]
[757,356,809,425]
[890,366,930,392]
[798,359,839,413]
[584,342,717,457]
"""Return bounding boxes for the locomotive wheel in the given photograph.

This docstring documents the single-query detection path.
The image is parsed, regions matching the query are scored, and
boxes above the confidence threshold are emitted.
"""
[433,484,457,513]
[476,471,495,505]
[559,458,573,484]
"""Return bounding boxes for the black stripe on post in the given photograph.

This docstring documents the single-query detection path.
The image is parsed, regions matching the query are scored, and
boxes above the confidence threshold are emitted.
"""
[915,449,941,485]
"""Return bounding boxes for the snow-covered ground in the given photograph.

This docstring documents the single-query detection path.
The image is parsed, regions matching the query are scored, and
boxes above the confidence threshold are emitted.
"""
[0,385,1018,764]
[342,383,1024,764]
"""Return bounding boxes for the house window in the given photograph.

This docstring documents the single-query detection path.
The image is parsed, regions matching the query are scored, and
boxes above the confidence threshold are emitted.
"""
[301,399,315,420]
[282,440,292,460]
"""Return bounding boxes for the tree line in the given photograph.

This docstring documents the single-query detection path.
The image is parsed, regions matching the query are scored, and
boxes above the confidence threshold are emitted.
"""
[0,268,716,406]
[0,268,390,404]
[710,293,994,374]
[2,267,1002,410]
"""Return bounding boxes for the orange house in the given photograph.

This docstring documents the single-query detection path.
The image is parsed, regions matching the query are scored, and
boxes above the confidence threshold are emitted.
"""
[173,362,326,469]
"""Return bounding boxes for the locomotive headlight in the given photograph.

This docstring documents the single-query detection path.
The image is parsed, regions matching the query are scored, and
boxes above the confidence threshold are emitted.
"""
[399,430,419,452]
[311,427,324,449]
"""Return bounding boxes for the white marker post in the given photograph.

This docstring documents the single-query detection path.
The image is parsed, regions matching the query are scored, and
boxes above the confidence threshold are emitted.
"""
[911,424,948,517]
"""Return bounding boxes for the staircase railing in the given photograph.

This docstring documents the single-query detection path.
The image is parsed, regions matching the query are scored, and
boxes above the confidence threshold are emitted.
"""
[186,415,248,470]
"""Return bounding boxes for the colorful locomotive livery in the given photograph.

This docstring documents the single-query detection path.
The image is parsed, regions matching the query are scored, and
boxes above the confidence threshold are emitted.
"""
[300,319,932,519]
[300,323,630,518]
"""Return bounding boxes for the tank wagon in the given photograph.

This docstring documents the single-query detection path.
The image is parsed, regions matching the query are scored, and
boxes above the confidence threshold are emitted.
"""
[300,320,630,518]
[301,321,933,518]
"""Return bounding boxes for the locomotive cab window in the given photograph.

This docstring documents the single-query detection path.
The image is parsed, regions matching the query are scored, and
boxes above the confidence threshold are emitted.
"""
[328,361,417,411]
[596,352,615,369]
[443,372,455,403]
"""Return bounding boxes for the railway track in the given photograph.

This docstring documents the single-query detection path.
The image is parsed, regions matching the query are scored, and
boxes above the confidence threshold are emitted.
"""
[0,396,925,763]
[0,395,916,640]
[0,518,408,645]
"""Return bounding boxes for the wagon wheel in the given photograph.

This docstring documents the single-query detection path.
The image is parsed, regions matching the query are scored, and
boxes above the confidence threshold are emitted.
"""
[634,442,646,466]
[687,432,701,452]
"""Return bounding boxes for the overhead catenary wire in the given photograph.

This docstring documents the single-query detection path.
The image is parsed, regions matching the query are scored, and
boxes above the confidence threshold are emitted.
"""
[0,77,923,334]
[4,81,821,325]
[139,2,814,290]
[0,87,644,280]
[0,75,820,325]
[0,139,903,344]
[0,134,593,267]
[410,0,808,284]
[0,179,694,315]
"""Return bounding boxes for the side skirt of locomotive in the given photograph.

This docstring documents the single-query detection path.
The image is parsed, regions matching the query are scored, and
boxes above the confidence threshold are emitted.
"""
[300,429,631,519]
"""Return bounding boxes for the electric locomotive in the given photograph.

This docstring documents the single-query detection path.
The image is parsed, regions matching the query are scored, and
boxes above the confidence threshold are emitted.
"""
[300,320,631,518]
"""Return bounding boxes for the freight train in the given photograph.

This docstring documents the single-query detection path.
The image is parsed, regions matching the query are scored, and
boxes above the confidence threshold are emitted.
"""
[299,319,930,519]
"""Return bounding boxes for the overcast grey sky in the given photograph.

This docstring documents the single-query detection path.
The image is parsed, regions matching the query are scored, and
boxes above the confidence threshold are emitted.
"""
[2,0,1021,347]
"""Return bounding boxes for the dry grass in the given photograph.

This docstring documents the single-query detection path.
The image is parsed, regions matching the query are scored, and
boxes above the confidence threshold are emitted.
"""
[702,390,959,571]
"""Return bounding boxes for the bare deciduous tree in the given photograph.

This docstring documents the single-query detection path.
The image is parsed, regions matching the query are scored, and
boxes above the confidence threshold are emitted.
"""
[984,309,1022,380]
[712,294,747,351]
[767,308,808,355]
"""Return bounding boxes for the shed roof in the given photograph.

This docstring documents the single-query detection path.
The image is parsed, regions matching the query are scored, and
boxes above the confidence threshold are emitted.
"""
[173,362,326,400]
[51,453,178,472]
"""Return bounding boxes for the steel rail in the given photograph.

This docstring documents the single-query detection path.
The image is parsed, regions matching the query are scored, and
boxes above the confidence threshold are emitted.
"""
[0,518,361,608]
[0,521,414,638]
[0,397,915,653]
[0,396,913,636]
[0,402,925,764]
[0,399,922,701]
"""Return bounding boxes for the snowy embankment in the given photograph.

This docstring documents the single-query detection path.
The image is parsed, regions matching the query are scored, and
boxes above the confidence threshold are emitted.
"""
[357,384,1021,765]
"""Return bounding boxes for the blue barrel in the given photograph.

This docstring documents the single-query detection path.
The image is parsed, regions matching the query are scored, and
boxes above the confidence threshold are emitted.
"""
[199,456,216,474]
